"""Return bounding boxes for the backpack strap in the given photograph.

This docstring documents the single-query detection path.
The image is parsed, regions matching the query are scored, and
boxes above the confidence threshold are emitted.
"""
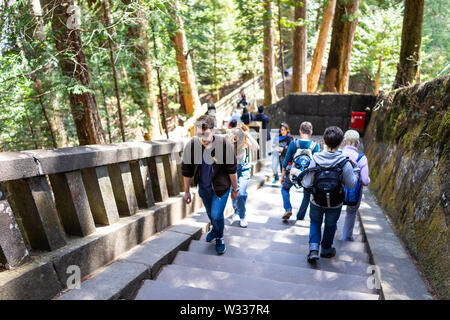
[295,139,300,149]
[356,153,365,163]
[309,141,317,152]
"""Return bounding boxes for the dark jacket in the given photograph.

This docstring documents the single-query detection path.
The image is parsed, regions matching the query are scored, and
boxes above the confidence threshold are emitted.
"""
[252,113,271,140]
[181,135,237,197]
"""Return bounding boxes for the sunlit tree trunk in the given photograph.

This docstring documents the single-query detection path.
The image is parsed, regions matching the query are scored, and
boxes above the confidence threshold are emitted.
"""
[393,0,424,89]
[323,0,360,93]
[167,0,201,115]
[291,0,307,93]
[122,0,161,140]
[307,0,336,92]
[51,0,105,145]
[374,55,382,95]
[263,0,277,105]
[101,0,126,142]
[277,0,286,97]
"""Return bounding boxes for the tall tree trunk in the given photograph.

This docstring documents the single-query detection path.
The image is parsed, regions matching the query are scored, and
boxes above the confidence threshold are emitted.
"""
[101,0,125,142]
[24,113,40,150]
[24,0,57,148]
[51,0,105,145]
[99,85,113,144]
[374,55,382,95]
[123,0,161,140]
[277,0,286,98]
[263,0,277,105]
[393,0,424,89]
[167,0,201,115]
[291,0,307,93]
[33,79,58,148]
[51,91,69,147]
[151,27,169,138]
[307,0,336,92]
[323,0,360,93]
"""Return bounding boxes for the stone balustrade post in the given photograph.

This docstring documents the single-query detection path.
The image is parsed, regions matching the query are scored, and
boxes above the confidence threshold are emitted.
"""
[81,166,120,225]
[48,171,96,237]
[107,162,139,217]
[3,177,66,251]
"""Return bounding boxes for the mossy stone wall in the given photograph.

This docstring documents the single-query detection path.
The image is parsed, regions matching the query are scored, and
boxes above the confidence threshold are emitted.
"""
[364,75,449,299]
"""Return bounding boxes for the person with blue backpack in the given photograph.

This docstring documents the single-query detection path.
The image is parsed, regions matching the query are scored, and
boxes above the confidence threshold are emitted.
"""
[280,122,320,222]
[293,126,360,263]
[341,130,371,241]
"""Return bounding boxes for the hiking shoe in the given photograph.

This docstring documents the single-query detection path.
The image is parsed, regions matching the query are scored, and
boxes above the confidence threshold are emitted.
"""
[307,250,319,263]
[282,211,292,221]
[239,217,248,228]
[231,214,240,222]
[320,247,337,258]
[215,238,226,255]
[206,231,215,243]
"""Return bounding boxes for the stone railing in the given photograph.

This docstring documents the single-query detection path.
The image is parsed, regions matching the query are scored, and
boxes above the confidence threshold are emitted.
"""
[214,76,264,127]
[0,134,265,299]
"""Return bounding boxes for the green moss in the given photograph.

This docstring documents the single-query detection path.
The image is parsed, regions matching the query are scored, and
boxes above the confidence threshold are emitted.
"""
[365,76,450,300]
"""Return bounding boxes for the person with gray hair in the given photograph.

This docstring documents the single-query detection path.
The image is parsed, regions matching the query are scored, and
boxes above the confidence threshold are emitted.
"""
[340,130,370,241]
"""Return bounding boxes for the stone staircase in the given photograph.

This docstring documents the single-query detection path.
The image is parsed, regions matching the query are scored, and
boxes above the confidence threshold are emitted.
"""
[135,184,381,300]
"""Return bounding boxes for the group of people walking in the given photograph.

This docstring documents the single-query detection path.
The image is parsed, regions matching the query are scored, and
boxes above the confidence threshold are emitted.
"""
[181,108,370,264]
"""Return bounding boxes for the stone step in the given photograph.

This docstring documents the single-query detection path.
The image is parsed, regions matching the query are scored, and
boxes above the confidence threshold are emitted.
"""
[226,218,364,242]
[57,260,149,300]
[234,209,362,235]
[135,279,261,300]
[217,225,368,262]
[155,264,378,300]
[173,251,375,294]
[218,227,367,255]
[188,240,370,276]
[226,215,361,235]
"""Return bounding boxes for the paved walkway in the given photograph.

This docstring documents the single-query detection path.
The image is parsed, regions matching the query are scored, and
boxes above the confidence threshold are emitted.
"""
[135,182,381,300]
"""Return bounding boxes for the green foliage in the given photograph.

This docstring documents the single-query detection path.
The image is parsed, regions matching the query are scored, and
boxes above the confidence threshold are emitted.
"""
[0,0,448,151]
[351,1,403,91]
[421,0,450,82]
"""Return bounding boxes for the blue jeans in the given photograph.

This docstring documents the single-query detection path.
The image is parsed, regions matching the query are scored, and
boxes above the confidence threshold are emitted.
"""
[232,163,251,219]
[309,202,342,254]
[281,178,310,219]
[341,197,362,241]
[199,187,231,239]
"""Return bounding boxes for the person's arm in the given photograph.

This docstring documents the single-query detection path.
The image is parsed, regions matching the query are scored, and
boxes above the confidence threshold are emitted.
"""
[183,177,192,203]
[280,141,295,184]
[229,173,239,200]
[282,141,295,169]
[342,162,360,189]
[245,131,260,150]
[359,156,371,186]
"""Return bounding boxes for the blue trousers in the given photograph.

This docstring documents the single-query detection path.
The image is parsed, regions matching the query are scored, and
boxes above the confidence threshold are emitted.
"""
[199,187,231,239]
[309,202,342,254]
[232,163,251,219]
[281,178,311,219]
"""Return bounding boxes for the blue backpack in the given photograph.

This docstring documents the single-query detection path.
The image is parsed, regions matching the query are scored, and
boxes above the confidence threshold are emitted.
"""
[343,154,364,206]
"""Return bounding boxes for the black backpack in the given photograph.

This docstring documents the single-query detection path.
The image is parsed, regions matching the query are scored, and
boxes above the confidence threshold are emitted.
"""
[301,159,349,208]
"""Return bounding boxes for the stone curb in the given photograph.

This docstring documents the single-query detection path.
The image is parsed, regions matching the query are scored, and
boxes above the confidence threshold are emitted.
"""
[358,189,434,300]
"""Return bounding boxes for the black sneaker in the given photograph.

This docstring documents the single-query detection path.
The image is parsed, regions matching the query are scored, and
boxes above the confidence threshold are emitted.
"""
[320,247,337,258]
[307,250,319,263]
[282,211,292,221]
[215,238,226,255]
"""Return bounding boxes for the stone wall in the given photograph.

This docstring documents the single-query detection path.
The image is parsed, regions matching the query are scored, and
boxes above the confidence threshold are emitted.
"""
[265,93,376,135]
[363,75,450,299]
